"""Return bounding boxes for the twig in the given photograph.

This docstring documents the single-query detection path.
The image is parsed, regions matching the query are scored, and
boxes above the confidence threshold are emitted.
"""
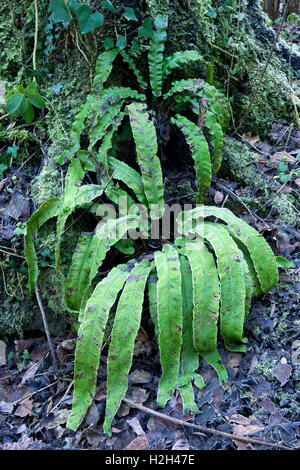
[215,181,269,227]
[35,285,58,372]
[122,397,292,450]
[11,380,59,406]
[47,379,74,415]
[233,0,290,134]
[33,0,38,75]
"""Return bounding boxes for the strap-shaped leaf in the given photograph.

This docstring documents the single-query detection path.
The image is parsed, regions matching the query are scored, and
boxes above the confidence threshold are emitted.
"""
[120,50,148,89]
[176,251,205,414]
[74,184,105,207]
[55,158,85,280]
[172,114,211,203]
[93,49,119,91]
[66,264,132,432]
[128,102,164,218]
[88,101,124,151]
[181,239,228,384]
[88,87,145,129]
[104,260,151,435]
[154,244,182,408]
[96,112,126,174]
[25,198,62,295]
[201,222,247,353]
[238,248,253,319]
[205,111,223,174]
[65,232,95,312]
[108,156,148,206]
[162,50,203,80]
[180,206,278,293]
[79,215,142,316]
[147,269,159,339]
[164,78,204,99]
[148,15,168,97]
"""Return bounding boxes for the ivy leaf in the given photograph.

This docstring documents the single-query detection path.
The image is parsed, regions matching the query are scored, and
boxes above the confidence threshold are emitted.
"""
[22,102,35,124]
[24,81,37,95]
[48,0,72,25]
[123,7,138,21]
[70,1,104,34]
[28,93,46,109]
[138,18,154,39]
[102,0,116,12]
[104,37,114,50]
[6,94,27,116]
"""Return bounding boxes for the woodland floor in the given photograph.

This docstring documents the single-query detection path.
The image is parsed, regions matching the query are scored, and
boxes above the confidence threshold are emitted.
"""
[0,15,299,452]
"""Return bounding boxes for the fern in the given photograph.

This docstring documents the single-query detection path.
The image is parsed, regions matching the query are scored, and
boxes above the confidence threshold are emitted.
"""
[62,208,278,433]
[24,13,280,438]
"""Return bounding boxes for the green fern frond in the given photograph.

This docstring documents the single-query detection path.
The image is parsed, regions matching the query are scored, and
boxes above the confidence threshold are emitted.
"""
[128,102,164,218]
[66,264,132,432]
[148,15,168,97]
[172,114,212,203]
[108,156,148,207]
[25,198,63,295]
[104,260,152,435]
[154,244,183,408]
[162,50,203,80]
[164,78,204,99]
[93,49,119,91]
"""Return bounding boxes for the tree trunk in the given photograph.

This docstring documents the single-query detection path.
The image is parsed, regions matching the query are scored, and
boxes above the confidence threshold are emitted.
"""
[286,0,300,16]
[262,0,280,21]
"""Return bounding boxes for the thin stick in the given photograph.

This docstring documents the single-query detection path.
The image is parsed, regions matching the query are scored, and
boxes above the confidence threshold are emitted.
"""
[33,0,38,75]
[215,181,269,226]
[234,0,290,134]
[122,397,292,450]
[11,380,59,406]
[35,285,58,372]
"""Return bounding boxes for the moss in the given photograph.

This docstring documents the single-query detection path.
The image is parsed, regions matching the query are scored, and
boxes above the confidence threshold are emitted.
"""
[272,194,298,227]
[221,137,260,185]
[31,158,62,207]
[254,359,277,381]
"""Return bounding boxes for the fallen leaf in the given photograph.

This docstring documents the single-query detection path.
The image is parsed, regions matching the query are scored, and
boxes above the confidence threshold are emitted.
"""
[124,435,149,450]
[1,435,45,450]
[172,432,189,450]
[45,409,70,429]
[273,362,292,385]
[244,132,260,144]
[20,362,40,384]
[0,401,14,414]
[14,397,33,417]
[129,369,151,384]
[214,190,223,205]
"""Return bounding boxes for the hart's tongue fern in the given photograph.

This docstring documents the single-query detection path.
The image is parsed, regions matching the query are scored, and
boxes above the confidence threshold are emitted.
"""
[24,14,279,435]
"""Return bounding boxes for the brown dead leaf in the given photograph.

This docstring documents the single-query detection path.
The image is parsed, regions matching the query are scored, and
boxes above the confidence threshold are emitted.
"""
[271,151,295,162]
[172,432,189,450]
[136,326,149,342]
[45,409,70,429]
[227,414,264,450]
[0,401,14,414]
[14,337,44,354]
[14,396,33,417]
[129,369,151,384]
[244,132,260,144]
[125,417,149,450]
[1,435,45,450]
[273,362,292,385]
[20,362,40,384]
[214,190,223,205]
